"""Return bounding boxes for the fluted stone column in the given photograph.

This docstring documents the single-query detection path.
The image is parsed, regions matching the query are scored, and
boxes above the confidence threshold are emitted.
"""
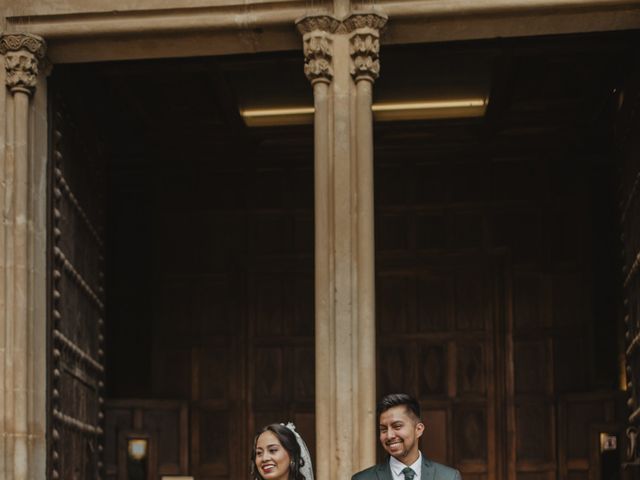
[0,32,47,480]
[296,12,386,480]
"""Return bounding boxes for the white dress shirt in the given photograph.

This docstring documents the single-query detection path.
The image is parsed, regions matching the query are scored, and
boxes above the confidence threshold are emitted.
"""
[389,452,422,480]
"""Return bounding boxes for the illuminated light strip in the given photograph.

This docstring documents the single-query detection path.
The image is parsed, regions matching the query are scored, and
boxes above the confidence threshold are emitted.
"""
[372,98,487,111]
[241,106,315,118]
[240,98,488,125]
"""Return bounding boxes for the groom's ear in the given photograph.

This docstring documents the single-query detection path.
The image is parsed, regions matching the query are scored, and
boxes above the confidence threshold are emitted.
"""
[415,421,425,438]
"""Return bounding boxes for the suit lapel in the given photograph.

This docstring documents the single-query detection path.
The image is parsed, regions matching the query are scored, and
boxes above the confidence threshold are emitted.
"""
[421,456,435,480]
[376,460,393,480]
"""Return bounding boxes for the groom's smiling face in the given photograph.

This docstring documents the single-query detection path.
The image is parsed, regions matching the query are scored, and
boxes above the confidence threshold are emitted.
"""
[379,405,425,464]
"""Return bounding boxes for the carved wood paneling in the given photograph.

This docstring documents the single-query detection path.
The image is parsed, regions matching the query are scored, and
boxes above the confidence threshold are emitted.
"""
[378,274,413,334]
[458,343,486,395]
[515,401,554,463]
[418,345,447,396]
[192,407,233,477]
[617,65,640,476]
[104,400,189,479]
[379,345,415,394]
[557,394,623,479]
[254,347,285,402]
[376,260,496,479]
[375,146,621,480]
[514,340,551,394]
[249,269,316,463]
[454,406,488,465]
[106,146,316,479]
[422,409,449,464]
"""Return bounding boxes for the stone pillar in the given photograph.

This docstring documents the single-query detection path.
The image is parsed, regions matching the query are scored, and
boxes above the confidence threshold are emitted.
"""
[0,33,47,480]
[296,12,386,480]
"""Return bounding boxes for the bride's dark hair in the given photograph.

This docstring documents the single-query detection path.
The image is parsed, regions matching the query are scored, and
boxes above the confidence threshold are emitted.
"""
[251,423,307,480]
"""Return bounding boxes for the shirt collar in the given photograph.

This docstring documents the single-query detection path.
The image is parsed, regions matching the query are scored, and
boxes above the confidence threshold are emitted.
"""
[389,452,422,478]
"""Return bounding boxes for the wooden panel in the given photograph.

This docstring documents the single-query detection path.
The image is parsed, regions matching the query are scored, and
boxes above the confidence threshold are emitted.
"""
[454,406,488,464]
[417,272,449,332]
[454,269,488,331]
[457,342,487,396]
[563,399,607,461]
[514,340,551,394]
[490,159,541,202]
[293,347,315,402]
[567,472,589,480]
[554,336,588,393]
[252,169,285,208]
[375,139,622,480]
[254,274,286,335]
[450,162,488,203]
[292,412,317,466]
[377,259,495,477]
[551,273,585,327]
[378,274,413,334]
[198,347,233,400]
[377,213,410,251]
[418,345,447,396]
[414,162,446,204]
[104,401,188,479]
[291,274,314,336]
[449,212,484,249]
[515,402,554,463]
[516,474,554,480]
[423,409,449,465]
[376,163,408,206]
[490,210,542,264]
[192,407,232,477]
[153,346,191,398]
[252,214,294,254]
[253,347,284,402]
[379,345,415,395]
[416,214,447,249]
[512,273,547,329]
[104,409,132,479]
[143,409,182,470]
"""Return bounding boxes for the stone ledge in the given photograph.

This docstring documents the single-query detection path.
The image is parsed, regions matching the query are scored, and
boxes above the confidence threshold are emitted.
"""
[3,0,640,63]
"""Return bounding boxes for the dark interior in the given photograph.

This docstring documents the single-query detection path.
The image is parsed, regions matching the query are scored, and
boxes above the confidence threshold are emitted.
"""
[49,29,639,480]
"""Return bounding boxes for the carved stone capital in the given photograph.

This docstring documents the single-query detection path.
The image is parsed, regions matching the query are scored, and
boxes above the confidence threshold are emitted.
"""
[302,32,334,85]
[345,13,387,83]
[296,14,341,35]
[350,30,381,82]
[343,12,388,33]
[0,33,47,95]
[296,16,339,85]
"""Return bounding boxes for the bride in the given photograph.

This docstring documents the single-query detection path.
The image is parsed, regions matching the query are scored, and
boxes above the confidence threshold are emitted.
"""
[251,422,314,480]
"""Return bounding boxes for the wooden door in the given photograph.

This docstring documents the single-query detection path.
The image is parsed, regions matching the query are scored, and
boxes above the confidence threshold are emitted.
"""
[47,74,108,479]
[377,255,500,480]
[374,131,624,480]
[617,63,640,477]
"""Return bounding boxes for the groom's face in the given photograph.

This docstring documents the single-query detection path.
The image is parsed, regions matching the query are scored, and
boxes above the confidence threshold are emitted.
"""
[379,405,425,463]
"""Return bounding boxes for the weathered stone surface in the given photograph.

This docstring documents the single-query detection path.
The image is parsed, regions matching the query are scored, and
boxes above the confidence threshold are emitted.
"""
[0,32,47,480]
[298,13,383,480]
[0,34,46,95]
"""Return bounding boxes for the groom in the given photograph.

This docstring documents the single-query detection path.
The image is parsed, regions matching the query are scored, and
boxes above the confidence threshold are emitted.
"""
[352,393,461,480]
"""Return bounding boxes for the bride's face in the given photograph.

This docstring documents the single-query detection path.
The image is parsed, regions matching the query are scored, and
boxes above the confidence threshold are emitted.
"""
[255,431,291,480]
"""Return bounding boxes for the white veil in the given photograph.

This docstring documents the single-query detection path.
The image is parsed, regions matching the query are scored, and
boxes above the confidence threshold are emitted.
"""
[283,422,314,480]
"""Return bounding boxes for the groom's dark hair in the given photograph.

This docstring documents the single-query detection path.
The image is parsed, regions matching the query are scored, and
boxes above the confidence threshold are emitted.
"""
[377,393,421,422]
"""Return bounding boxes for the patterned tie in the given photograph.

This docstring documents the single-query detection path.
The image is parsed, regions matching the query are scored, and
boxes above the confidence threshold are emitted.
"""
[401,467,416,480]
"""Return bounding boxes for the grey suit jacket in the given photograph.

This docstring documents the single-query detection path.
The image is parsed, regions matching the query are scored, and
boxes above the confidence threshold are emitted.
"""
[351,455,461,480]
